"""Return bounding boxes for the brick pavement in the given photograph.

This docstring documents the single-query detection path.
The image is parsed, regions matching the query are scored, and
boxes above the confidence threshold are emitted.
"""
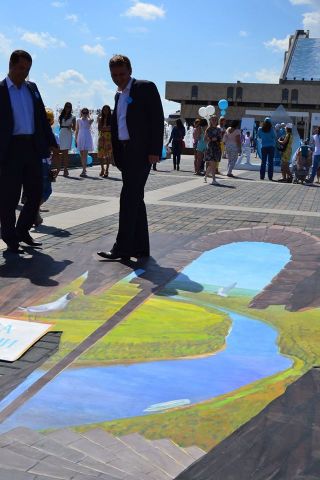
[1,152,319,252]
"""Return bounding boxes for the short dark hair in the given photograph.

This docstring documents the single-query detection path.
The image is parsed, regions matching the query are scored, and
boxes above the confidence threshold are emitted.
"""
[109,54,132,73]
[9,50,32,66]
[231,120,239,129]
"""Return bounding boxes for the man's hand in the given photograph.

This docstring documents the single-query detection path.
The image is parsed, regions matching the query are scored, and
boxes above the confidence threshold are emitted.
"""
[148,155,159,165]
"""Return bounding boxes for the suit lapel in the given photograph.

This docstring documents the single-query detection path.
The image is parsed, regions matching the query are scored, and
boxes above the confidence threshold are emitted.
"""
[0,79,14,132]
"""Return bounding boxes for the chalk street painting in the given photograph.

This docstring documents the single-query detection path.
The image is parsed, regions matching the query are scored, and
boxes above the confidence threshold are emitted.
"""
[0,227,319,450]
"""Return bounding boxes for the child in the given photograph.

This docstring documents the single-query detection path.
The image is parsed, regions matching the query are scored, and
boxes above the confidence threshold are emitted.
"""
[241,131,251,164]
[296,140,312,171]
[75,108,94,178]
[34,108,58,226]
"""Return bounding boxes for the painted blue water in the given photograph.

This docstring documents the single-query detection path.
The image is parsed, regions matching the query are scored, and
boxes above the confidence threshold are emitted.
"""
[0,307,292,432]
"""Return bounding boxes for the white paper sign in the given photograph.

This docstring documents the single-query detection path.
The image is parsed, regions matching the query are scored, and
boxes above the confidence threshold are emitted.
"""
[0,317,52,362]
[241,117,255,136]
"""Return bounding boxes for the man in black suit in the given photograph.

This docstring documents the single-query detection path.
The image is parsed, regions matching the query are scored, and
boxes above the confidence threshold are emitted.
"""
[0,50,58,253]
[97,55,164,260]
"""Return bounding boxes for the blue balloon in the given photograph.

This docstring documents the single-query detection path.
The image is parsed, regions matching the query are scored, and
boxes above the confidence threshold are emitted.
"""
[221,109,226,116]
[87,155,93,166]
[218,99,229,110]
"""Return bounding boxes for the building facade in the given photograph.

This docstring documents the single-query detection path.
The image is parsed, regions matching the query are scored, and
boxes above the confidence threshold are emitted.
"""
[165,30,320,138]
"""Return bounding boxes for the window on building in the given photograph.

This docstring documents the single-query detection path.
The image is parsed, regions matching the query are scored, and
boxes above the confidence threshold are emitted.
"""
[282,88,289,102]
[227,87,234,101]
[236,87,243,101]
[191,85,198,99]
[291,89,299,103]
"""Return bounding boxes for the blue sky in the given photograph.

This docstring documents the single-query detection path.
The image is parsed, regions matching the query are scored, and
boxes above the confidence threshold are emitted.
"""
[182,242,291,291]
[1,0,320,114]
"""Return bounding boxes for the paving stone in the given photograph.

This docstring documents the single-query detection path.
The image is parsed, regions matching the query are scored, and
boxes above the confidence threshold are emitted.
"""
[29,461,92,480]
[66,435,164,480]
[7,441,48,461]
[66,437,117,464]
[79,429,169,480]
[78,456,133,479]
[0,447,38,471]
[0,468,40,480]
[5,427,86,462]
[45,428,83,445]
[151,439,195,468]
[183,446,206,460]
[119,434,184,477]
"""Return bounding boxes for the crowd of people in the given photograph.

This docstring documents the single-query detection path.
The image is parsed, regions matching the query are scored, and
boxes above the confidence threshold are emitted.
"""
[53,102,113,179]
[167,115,319,186]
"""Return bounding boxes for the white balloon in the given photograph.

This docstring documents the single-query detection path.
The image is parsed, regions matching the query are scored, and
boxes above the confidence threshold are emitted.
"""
[198,107,207,118]
[205,105,215,116]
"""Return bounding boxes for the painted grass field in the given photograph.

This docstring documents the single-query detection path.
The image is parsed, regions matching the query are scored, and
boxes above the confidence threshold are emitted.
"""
[18,268,320,450]
[74,289,320,450]
[77,295,230,364]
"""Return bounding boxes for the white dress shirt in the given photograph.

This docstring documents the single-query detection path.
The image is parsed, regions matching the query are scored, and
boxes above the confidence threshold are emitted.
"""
[6,76,35,135]
[116,77,133,141]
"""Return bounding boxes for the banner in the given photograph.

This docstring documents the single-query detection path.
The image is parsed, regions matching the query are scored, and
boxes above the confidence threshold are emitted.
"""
[0,318,52,362]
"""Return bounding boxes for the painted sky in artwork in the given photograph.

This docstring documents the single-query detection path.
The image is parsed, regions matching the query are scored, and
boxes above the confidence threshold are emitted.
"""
[181,242,291,291]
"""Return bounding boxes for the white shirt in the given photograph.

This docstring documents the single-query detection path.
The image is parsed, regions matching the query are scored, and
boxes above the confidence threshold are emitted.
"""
[116,77,133,141]
[6,76,35,135]
[243,136,251,147]
[313,134,320,155]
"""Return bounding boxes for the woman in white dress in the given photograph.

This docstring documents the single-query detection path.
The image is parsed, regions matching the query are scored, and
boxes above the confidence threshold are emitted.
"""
[58,102,76,177]
[75,108,94,178]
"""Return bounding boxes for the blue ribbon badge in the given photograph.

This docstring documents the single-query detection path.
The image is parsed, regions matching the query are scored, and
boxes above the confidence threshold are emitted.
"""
[126,96,133,105]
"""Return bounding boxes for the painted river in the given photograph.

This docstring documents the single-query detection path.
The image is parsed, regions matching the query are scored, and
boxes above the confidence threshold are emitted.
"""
[0,305,292,431]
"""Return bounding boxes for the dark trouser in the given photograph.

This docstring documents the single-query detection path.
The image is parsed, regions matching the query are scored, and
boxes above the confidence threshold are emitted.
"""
[0,136,42,246]
[260,146,275,180]
[114,143,151,256]
[172,141,181,169]
[309,154,320,182]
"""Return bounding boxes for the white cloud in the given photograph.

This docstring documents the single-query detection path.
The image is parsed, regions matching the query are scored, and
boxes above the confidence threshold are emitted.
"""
[0,33,12,57]
[51,1,65,7]
[235,71,252,81]
[303,11,320,35]
[82,44,106,57]
[60,79,115,109]
[289,0,320,36]
[255,68,279,83]
[124,1,165,20]
[21,31,66,49]
[47,69,87,86]
[161,98,180,117]
[239,30,248,37]
[65,14,78,23]
[264,35,290,52]
[289,0,313,4]
[106,36,118,41]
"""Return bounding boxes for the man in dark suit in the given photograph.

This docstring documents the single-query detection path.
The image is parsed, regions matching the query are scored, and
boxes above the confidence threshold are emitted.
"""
[97,54,164,260]
[0,50,58,253]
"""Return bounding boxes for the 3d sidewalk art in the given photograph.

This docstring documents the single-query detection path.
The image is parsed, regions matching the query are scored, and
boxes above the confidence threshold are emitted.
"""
[0,225,319,451]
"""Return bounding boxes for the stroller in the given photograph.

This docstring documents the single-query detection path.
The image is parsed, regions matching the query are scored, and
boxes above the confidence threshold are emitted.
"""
[291,143,313,184]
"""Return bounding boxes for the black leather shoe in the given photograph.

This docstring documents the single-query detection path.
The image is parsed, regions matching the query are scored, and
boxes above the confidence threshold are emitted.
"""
[6,243,24,254]
[97,250,130,260]
[18,233,42,247]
